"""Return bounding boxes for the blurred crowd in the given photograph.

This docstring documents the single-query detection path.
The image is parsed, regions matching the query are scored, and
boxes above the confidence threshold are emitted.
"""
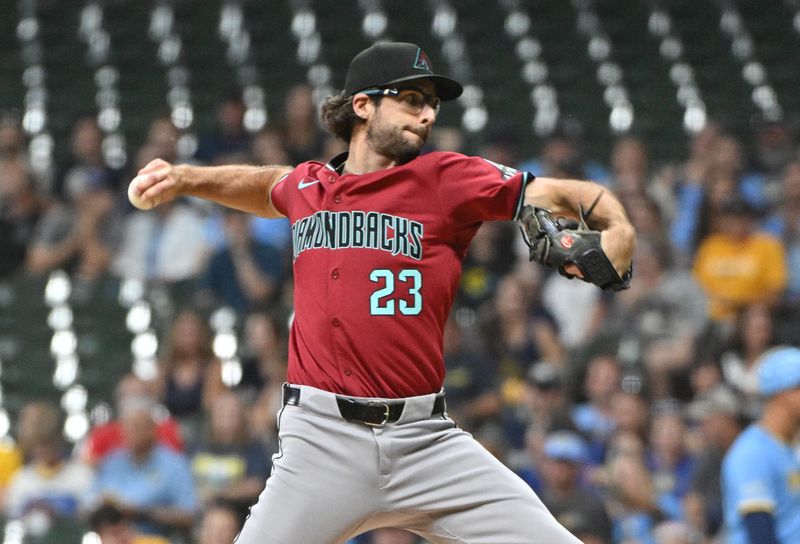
[0,83,799,544]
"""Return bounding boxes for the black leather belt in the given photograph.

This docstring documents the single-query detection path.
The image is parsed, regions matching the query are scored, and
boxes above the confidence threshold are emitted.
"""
[282,384,446,426]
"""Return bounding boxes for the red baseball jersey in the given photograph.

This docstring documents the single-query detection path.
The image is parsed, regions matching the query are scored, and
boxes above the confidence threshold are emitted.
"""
[270,151,531,398]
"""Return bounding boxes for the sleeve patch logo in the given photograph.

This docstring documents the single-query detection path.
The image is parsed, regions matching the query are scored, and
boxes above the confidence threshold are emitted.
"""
[482,159,518,181]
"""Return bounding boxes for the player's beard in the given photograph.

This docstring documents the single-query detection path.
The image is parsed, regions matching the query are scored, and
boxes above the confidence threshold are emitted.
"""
[366,112,428,165]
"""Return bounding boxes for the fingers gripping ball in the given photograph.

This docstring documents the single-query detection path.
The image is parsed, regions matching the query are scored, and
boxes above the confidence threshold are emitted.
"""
[127,176,159,210]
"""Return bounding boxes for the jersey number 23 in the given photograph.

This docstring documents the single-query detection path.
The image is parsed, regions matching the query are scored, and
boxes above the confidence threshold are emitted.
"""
[369,269,422,316]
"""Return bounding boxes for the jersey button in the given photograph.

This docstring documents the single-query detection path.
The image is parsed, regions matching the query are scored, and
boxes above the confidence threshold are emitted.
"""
[333,195,342,204]
[344,368,352,376]
[328,175,336,183]
[331,269,340,279]
[331,317,341,327]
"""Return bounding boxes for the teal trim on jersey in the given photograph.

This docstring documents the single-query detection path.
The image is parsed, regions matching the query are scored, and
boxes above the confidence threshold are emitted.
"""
[512,172,534,221]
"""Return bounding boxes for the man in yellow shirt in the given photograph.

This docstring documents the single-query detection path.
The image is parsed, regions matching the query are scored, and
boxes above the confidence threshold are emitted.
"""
[693,197,787,321]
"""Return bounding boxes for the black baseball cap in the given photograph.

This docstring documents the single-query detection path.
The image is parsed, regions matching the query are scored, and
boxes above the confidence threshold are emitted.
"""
[344,42,463,101]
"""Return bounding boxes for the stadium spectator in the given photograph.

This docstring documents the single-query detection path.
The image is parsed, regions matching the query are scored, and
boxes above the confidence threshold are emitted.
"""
[646,410,696,521]
[601,237,707,399]
[194,92,251,165]
[251,127,291,167]
[4,401,93,529]
[541,269,603,350]
[137,116,180,166]
[594,431,660,544]
[665,124,735,259]
[0,157,44,277]
[458,222,517,309]
[442,315,501,430]
[609,391,650,444]
[608,135,651,200]
[481,274,564,381]
[110,198,209,283]
[572,354,621,463]
[683,385,744,538]
[747,117,795,203]
[713,303,777,418]
[0,436,22,513]
[539,431,612,544]
[196,500,245,544]
[518,121,608,182]
[235,312,288,444]
[53,116,120,198]
[154,308,224,440]
[25,145,121,281]
[88,502,169,544]
[722,346,800,544]
[623,194,671,249]
[247,128,294,251]
[693,196,787,322]
[196,208,284,312]
[0,113,27,162]
[280,84,327,164]
[189,391,270,510]
[653,122,721,219]
[504,361,576,453]
[652,520,701,544]
[80,373,183,466]
[90,396,198,539]
[763,161,800,303]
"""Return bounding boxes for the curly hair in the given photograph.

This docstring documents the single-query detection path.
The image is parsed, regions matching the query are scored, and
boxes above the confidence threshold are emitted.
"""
[320,91,381,143]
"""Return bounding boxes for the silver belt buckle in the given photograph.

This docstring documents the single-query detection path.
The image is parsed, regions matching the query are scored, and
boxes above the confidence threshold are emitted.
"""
[365,401,391,426]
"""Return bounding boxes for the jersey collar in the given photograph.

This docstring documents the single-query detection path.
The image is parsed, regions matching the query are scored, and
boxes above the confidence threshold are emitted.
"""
[326,152,349,174]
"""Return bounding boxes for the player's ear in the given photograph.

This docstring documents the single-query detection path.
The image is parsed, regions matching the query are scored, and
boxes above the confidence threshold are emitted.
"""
[352,93,372,120]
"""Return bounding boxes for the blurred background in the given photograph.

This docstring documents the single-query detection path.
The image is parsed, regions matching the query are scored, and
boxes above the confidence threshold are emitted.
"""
[0,0,799,543]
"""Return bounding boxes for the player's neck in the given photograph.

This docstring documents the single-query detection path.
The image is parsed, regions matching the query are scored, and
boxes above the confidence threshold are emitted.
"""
[343,137,399,175]
[760,402,800,443]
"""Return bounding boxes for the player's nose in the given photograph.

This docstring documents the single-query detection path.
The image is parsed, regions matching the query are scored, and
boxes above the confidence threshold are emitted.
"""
[418,106,435,125]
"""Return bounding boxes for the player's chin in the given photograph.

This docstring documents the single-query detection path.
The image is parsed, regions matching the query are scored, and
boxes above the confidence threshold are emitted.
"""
[394,141,423,164]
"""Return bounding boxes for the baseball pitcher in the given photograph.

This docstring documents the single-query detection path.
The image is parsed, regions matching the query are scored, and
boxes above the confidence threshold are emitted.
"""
[128,42,635,543]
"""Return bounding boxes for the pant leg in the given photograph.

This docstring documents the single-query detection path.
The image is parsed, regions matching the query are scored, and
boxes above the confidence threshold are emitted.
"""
[235,404,381,544]
[383,418,582,544]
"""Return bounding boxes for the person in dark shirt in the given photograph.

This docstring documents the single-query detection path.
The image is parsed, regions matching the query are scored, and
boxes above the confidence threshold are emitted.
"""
[684,385,745,538]
[442,315,501,430]
[539,431,613,544]
[197,209,284,312]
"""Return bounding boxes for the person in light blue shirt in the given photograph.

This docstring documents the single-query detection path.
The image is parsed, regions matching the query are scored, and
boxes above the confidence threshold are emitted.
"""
[90,396,198,538]
[722,346,800,544]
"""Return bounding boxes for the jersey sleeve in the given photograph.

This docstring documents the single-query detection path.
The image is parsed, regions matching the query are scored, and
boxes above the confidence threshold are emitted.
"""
[435,154,533,225]
[268,170,294,217]
[723,437,778,515]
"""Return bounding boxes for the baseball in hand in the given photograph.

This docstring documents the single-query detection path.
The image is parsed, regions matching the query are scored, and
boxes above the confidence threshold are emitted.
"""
[128,176,158,210]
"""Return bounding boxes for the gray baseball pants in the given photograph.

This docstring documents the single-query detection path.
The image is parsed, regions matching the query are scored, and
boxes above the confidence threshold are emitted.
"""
[235,384,581,544]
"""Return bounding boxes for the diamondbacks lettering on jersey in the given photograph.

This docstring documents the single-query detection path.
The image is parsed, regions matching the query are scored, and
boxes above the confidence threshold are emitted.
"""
[291,210,424,261]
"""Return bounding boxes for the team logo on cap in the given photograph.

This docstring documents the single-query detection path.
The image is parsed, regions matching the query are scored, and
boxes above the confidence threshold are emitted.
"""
[413,48,432,72]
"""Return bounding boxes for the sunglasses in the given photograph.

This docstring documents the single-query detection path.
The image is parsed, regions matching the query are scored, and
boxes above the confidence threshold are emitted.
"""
[361,87,441,115]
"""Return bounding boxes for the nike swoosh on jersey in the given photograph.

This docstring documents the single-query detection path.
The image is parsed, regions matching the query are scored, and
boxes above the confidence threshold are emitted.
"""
[298,178,321,189]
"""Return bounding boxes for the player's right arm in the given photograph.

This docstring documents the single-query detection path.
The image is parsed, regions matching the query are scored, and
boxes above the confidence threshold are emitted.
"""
[128,158,293,218]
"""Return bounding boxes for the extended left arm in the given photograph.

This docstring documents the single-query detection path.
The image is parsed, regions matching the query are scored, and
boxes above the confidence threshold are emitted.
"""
[523,176,635,278]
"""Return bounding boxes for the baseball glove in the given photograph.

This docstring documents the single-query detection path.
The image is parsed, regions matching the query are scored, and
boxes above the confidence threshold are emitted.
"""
[518,193,631,291]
